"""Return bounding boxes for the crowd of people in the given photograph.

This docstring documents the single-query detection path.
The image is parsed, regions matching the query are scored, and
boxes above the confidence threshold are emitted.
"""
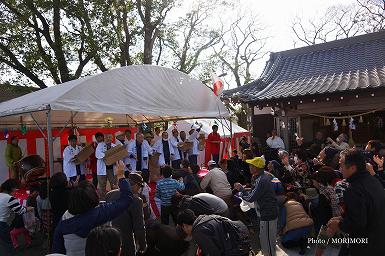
[1,126,385,256]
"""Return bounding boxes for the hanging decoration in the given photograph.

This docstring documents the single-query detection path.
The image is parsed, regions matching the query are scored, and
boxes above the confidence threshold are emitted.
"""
[20,124,27,135]
[325,118,331,126]
[342,119,346,126]
[104,117,113,127]
[141,122,148,130]
[172,121,177,130]
[359,116,364,123]
[333,119,338,131]
[3,128,9,139]
[349,117,356,130]
[295,106,385,120]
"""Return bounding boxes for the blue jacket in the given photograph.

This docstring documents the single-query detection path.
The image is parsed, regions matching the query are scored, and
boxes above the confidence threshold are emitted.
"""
[52,178,133,254]
[240,171,278,221]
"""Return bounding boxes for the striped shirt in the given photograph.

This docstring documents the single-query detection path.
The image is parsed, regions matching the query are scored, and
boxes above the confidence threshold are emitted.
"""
[0,192,27,225]
[155,178,185,206]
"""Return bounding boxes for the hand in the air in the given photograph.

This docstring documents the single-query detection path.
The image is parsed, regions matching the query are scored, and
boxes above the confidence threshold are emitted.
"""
[115,160,125,179]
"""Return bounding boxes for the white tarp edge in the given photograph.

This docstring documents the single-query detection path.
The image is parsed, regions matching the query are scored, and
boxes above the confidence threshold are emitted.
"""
[0,65,229,127]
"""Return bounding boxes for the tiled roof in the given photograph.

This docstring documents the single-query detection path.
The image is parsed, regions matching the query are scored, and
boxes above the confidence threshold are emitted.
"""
[224,30,385,102]
[0,84,39,103]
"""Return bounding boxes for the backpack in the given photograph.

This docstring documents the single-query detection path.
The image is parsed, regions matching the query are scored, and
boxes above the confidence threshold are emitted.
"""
[213,216,251,256]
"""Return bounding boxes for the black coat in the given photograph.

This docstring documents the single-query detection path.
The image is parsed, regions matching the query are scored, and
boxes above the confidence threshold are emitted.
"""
[105,192,147,256]
[340,171,385,255]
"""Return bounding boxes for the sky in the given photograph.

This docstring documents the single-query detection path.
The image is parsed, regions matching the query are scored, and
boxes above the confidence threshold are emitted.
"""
[235,0,357,80]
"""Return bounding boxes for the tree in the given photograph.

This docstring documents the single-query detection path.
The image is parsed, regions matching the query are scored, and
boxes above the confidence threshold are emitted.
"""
[135,0,176,64]
[162,0,226,74]
[357,0,385,31]
[213,13,267,129]
[214,14,267,88]
[0,0,95,88]
[291,1,384,47]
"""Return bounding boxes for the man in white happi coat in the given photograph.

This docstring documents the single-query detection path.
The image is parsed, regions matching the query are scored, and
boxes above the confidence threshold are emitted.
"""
[169,129,183,170]
[187,124,202,166]
[95,134,117,200]
[153,131,174,167]
[114,131,131,177]
[63,135,85,182]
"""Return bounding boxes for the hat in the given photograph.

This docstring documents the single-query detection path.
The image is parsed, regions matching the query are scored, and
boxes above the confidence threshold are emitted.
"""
[115,131,125,137]
[246,157,265,169]
[208,160,217,166]
[128,173,144,187]
[305,188,319,200]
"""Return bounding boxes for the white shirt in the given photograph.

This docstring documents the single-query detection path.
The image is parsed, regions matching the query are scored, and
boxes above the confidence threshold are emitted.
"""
[115,139,131,166]
[127,140,149,171]
[95,142,116,175]
[187,130,199,156]
[63,145,85,179]
[266,136,285,149]
[153,139,175,166]
[169,136,182,161]
[154,134,161,143]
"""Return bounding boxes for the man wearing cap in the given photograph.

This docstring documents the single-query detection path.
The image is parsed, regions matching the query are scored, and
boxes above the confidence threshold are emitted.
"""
[200,160,232,204]
[63,135,85,182]
[106,173,147,255]
[234,157,278,256]
[207,125,221,164]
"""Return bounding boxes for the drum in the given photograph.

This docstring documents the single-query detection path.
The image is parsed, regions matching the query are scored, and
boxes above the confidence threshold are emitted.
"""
[16,155,46,182]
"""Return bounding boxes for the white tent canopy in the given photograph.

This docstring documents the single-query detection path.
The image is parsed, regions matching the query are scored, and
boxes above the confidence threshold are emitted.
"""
[166,119,248,137]
[0,65,229,127]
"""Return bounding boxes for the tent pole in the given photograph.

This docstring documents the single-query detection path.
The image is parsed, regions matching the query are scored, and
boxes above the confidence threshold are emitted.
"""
[229,118,233,157]
[46,110,54,177]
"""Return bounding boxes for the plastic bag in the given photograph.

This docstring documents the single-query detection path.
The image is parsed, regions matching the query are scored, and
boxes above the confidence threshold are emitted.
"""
[23,211,40,233]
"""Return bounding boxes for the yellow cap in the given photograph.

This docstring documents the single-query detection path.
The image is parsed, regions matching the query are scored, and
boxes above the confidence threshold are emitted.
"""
[246,157,265,169]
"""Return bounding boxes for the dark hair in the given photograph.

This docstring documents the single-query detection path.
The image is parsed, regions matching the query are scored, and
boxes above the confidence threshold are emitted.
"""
[50,172,68,189]
[368,140,382,154]
[297,150,308,162]
[310,167,336,186]
[95,132,104,138]
[39,183,49,200]
[0,179,19,193]
[85,226,121,256]
[177,209,197,226]
[181,159,190,168]
[68,181,99,215]
[125,129,131,134]
[243,149,254,160]
[219,159,227,165]
[68,135,77,141]
[286,192,299,201]
[161,165,173,178]
[190,165,200,174]
[212,125,218,129]
[343,149,366,173]
[10,136,18,141]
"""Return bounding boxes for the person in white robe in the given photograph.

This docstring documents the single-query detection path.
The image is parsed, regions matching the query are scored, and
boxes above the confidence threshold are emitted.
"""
[95,134,117,200]
[153,132,174,167]
[63,135,85,182]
